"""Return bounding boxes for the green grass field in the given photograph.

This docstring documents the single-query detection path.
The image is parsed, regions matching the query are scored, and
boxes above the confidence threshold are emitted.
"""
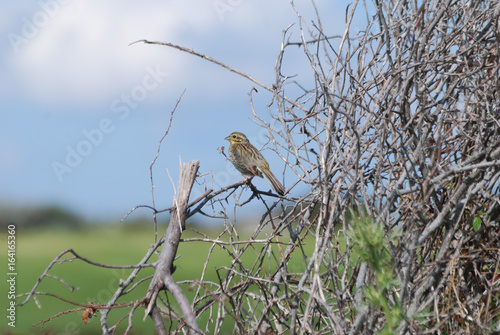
[3,225,158,334]
[2,224,315,335]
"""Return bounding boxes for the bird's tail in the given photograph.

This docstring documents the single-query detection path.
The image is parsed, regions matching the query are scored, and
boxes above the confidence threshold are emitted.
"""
[262,169,285,195]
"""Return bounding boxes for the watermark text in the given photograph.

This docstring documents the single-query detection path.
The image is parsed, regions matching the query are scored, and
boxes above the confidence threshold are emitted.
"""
[51,65,169,182]
[8,0,74,54]
[6,224,16,328]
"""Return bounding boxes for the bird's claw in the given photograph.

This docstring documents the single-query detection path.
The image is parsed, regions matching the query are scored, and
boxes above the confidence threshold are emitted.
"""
[242,176,254,188]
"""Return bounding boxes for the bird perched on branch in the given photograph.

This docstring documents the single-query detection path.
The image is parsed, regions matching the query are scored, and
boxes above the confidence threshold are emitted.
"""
[225,132,285,195]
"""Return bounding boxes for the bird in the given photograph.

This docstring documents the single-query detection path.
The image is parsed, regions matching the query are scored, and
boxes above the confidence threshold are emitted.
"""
[225,132,285,195]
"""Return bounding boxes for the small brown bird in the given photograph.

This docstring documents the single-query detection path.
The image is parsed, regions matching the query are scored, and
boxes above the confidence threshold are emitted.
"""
[225,132,285,195]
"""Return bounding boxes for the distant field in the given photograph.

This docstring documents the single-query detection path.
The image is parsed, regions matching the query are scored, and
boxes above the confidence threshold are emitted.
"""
[3,225,158,334]
[2,224,315,335]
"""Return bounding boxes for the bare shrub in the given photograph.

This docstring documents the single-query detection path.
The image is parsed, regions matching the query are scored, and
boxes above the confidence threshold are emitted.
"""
[21,1,500,334]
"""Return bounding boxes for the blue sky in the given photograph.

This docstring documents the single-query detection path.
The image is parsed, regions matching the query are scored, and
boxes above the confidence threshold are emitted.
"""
[1,0,346,222]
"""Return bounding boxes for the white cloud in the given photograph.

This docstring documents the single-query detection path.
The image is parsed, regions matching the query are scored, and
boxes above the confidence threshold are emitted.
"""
[2,0,342,111]
[5,1,219,107]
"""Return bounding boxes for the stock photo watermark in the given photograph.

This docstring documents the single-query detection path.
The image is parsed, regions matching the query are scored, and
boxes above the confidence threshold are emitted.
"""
[51,65,169,182]
[213,0,244,20]
[6,224,17,328]
[8,0,74,54]
[86,268,129,305]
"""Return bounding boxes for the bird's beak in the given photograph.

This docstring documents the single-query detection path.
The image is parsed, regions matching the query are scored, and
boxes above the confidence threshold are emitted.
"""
[224,135,230,141]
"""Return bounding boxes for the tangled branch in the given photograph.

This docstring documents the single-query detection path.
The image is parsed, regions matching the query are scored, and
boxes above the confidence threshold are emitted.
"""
[21,1,500,334]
